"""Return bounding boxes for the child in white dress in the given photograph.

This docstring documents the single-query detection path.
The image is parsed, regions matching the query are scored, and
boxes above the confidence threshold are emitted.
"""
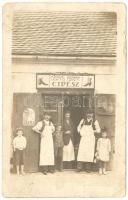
[97,130,111,175]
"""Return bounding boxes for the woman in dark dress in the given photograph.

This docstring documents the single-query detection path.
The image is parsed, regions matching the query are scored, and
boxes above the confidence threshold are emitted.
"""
[63,111,75,168]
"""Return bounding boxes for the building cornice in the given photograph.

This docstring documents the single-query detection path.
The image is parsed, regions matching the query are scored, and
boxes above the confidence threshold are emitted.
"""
[12,55,116,66]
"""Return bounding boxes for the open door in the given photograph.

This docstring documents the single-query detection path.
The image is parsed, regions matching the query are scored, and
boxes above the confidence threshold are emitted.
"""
[62,94,95,169]
[12,93,41,172]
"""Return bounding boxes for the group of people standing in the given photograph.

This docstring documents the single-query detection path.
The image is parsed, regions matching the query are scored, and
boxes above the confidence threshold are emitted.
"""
[32,110,111,175]
[13,110,111,176]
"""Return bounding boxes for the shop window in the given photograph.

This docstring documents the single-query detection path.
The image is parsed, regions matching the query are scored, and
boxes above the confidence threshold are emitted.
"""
[23,108,35,126]
[43,95,59,109]
[95,94,115,115]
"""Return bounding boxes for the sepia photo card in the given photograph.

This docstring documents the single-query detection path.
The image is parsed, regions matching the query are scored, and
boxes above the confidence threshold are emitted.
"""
[2,2,126,197]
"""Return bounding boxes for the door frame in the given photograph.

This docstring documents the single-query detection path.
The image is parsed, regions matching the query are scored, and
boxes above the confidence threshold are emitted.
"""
[38,91,95,126]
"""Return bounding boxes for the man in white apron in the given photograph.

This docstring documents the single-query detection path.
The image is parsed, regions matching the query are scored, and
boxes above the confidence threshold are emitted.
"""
[32,113,55,175]
[77,110,101,172]
[63,111,75,169]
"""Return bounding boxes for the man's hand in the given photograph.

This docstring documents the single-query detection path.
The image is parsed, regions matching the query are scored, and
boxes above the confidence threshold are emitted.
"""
[65,130,71,134]
[37,130,42,134]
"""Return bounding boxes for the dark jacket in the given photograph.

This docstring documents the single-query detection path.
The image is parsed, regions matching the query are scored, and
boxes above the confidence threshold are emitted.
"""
[63,119,74,145]
[54,130,64,147]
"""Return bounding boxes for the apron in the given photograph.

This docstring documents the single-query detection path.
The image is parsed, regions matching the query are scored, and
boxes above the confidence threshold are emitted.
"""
[63,139,75,161]
[63,119,75,161]
[77,124,95,162]
[39,122,54,166]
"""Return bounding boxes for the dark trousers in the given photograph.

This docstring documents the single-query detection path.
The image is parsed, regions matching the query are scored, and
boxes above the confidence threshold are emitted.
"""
[63,161,74,169]
[55,146,63,170]
[77,161,92,171]
[15,149,25,166]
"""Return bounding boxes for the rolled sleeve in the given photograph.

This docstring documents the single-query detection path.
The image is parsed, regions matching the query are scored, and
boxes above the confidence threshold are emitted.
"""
[77,119,84,133]
[94,120,101,133]
[32,121,42,133]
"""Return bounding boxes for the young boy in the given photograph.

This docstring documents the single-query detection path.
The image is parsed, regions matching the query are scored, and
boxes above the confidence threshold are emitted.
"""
[54,124,64,171]
[13,128,27,175]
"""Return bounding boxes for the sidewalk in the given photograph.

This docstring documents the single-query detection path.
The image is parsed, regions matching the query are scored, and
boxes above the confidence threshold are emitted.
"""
[4,170,117,197]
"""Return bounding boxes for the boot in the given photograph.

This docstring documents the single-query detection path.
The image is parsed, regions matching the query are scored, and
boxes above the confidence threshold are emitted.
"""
[42,166,48,175]
[85,162,91,173]
[49,166,55,173]
[43,171,47,175]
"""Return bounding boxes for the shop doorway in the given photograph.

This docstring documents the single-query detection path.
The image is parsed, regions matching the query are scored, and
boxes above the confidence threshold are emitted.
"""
[40,93,94,169]
[63,95,93,144]
[12,92,114,172]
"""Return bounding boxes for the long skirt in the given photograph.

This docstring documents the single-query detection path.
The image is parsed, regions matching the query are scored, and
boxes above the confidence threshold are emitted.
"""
[63,140,75,161]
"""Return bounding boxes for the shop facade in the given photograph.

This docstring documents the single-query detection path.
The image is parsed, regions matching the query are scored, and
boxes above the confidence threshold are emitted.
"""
[11,56,116,172]
[11,11,116,173]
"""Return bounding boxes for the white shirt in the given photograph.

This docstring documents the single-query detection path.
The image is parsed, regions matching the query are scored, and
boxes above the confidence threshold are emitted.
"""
[77,119,101,133]
[13,136,27,150]
[32,120,55,135]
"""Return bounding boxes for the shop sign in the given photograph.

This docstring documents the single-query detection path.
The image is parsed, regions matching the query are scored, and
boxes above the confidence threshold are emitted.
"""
[36,74,94,89]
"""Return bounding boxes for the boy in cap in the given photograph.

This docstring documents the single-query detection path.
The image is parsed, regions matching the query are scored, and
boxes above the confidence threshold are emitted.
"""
[13,128,27,175]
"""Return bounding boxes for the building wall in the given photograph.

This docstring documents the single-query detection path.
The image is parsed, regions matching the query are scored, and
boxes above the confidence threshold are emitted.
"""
[12,61,116,94]
[11,59,116,171]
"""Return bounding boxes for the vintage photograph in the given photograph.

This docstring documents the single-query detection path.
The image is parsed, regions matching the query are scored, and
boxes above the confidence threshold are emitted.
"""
[3,3,126,197]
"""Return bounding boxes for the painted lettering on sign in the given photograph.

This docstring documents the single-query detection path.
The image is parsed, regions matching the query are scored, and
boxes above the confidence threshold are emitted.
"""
[37,74,94,89]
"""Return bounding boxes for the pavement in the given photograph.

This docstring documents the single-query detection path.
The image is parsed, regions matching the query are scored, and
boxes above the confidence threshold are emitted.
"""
[4,170,119,197]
